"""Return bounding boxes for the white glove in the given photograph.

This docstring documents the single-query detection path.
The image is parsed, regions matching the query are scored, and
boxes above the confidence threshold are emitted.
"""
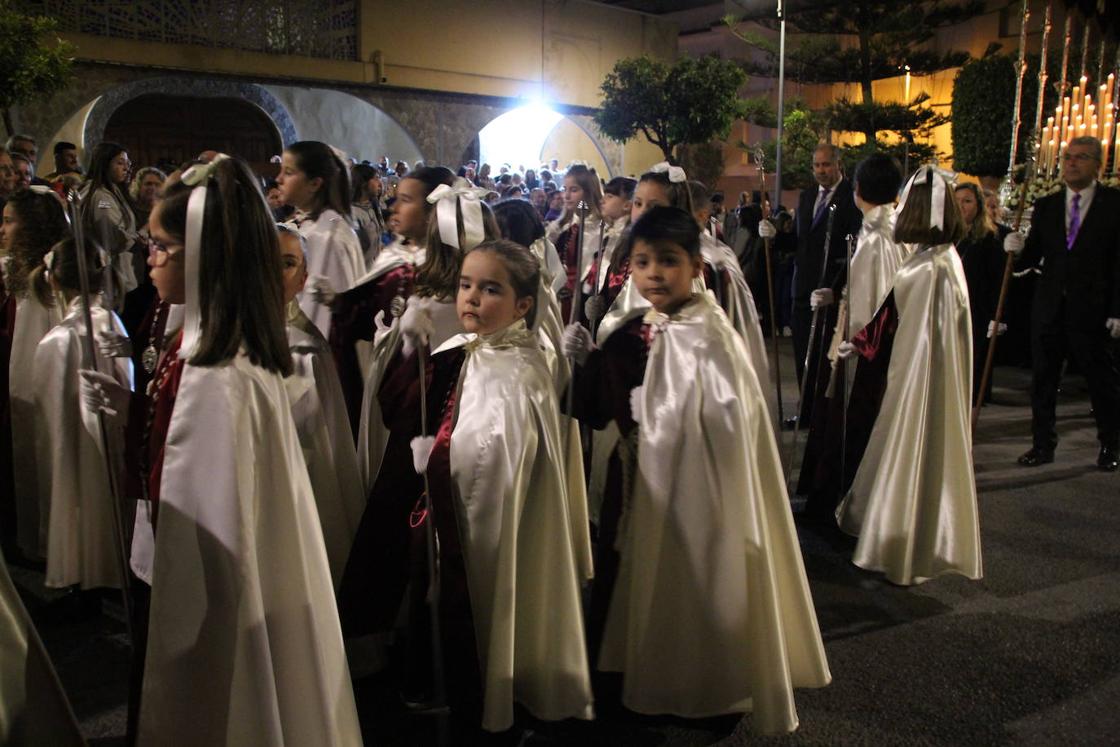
[1003,231,1025,255]
[1107,318,1120,339]
[837,341,858,360]
[757,219,777,239]
[400,295,435,357]
[308,275,337,306]
[987,321,1008,339]
[96,328,132,359]
[410,435,436,474]
[810,288,834,311]
[629,385,644,424]
[561,323,594,365]
[372,309,393,346]
[79,369,130,422]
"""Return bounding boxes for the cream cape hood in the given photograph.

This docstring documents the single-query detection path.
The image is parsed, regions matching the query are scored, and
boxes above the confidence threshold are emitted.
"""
[598,294,830,733]
[434,321,593,732]
[292,208,365,337]
[138,353,361,746]
[838,244,982,585]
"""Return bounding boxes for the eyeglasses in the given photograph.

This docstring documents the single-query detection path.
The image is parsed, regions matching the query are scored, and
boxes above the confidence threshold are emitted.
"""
[1061,152,1099,163]
[147,236,182,267]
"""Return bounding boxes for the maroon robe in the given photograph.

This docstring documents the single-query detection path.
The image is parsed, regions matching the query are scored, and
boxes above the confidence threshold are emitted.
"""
[328,265,416,438]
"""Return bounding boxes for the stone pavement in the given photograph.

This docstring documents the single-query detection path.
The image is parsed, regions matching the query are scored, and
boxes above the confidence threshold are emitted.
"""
[9,345,1119,746]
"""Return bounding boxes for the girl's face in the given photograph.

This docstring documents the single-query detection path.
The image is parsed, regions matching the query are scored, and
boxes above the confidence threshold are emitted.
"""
[457,250,533,336]
[955,187,978,226]
[138,173,164,208]
[147,204,186,304]
[276,152,321,212]
[391,177,431,241]
[110,151,132,186]
[279,232,308,304]
[368,176,383,199]
[602,192,632,221]
[630,237,701,314]
[562,175,585,213]
[631,180,672,223]
[0,203,21,253]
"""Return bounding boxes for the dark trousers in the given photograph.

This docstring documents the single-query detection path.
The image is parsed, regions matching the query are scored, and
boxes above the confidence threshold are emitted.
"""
[791,300,812,385]
[1031,316,1120,452]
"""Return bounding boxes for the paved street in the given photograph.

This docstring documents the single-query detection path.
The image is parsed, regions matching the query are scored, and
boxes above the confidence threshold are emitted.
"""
[10,343,1119,746]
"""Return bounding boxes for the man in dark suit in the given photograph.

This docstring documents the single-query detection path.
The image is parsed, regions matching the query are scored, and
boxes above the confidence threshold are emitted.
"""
[762,144,862,422]
[1005,135,1120,471]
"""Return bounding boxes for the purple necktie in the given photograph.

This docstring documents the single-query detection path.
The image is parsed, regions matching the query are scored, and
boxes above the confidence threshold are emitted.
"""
[1067,193,1081,251]
[812,189,831,225]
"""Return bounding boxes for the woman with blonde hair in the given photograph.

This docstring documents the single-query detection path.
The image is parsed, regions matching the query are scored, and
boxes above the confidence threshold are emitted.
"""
[954,181,1005,405]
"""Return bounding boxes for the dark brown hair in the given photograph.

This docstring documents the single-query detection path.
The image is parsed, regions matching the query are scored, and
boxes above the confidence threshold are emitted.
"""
[157,156,292,375]
[416,198,499,300]
[41,236,103,299]
[285,141,351,221]
[6,189,71,303]
[894,175,966,246]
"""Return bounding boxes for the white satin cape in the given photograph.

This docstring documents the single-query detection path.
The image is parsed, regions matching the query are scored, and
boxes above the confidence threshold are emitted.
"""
[837,243,982,586]
[434,322,593,732]
[846,203,909,334]
[598,294,830,732]
[10,295,64,557]
[32,299,132,590]
[287,306,365,588]
[138,353,361,746]
[0,558,83,746]
[292,208,366,337]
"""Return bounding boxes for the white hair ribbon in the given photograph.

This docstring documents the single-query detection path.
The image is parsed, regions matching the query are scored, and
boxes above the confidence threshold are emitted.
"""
[426,177,489,251]
[29,184,55,196]
[178,153,230,359]
[650,161,687,184]
[896,164,958,231]
[42,249,55,269]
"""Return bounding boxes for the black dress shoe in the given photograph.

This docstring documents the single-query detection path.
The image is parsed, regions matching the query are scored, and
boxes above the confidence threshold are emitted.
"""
[1098,447,1119,472]
[1018,448,1054,467]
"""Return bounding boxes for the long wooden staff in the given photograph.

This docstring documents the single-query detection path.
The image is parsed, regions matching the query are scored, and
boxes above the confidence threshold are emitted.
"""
[973,0,1049,431]
[68,190,134,644]
[564,201,590,425]
[754,146,784,425]
[415,345,449,745]
[786,203,835,491]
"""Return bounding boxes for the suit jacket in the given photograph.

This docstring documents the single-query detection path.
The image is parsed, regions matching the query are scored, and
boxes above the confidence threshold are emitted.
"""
[1022,183,1120,332]
[795,178,862,300]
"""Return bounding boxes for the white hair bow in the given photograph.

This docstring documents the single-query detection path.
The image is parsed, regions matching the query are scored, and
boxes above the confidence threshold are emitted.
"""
[180,153,230,359]
[29,184,55,196]
[896,164,958,231]
[426,177,490,251]
[650,161,687,184]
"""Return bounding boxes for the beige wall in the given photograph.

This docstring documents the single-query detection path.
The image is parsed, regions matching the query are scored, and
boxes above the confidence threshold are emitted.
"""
[59,0,677,109]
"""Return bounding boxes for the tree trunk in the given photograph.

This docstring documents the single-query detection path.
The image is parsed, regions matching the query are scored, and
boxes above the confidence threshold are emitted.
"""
[1,109,13,139]
[858,28,876,144]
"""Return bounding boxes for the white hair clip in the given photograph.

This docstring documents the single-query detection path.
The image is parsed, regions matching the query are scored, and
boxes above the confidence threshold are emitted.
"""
[650,161,687,183]
[181,153,230,187]
[426,177,491,251]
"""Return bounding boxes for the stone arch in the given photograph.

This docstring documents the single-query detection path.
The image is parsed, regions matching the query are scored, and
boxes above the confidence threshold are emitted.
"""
[84,76,298,151]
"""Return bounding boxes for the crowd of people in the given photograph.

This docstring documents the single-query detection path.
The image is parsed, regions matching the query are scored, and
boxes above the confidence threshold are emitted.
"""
[0,127,1117,745]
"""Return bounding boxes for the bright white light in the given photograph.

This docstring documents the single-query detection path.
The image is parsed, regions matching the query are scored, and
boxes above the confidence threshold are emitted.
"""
[479,103,564,172]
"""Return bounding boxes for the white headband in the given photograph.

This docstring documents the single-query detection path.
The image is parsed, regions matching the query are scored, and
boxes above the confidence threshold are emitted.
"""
[178,153,230,359]
[896,164,957,231]
[426,177,490,251]
[650,161,687,183]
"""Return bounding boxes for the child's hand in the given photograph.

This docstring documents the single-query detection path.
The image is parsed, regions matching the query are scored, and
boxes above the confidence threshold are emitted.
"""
[401,296,435,356]
[79,369,130,423]
[561,324,594,365]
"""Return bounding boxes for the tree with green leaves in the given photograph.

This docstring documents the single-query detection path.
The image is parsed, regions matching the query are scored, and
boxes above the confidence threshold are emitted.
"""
[594,55,748,163]
[0,0,75,137]
[727,1,982,146]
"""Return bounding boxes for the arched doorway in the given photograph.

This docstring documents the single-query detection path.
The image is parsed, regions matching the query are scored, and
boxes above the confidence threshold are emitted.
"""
[102,94,283,176]
[477,104,614,179]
